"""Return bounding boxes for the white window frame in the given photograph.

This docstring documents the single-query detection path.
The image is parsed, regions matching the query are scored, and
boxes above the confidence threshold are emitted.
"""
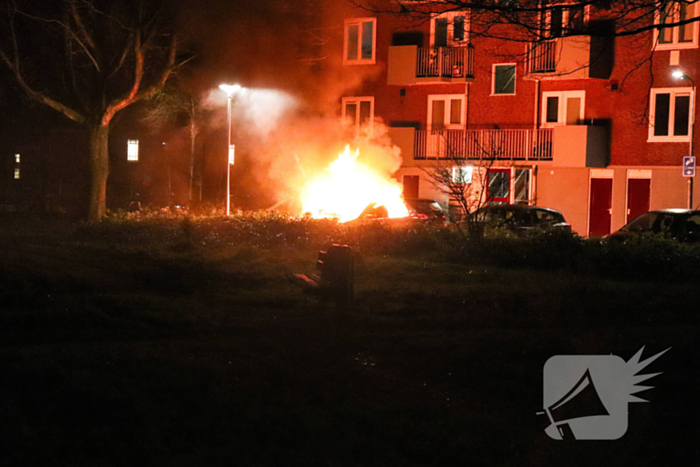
[344,18,377,65]
[654,2,699,50]
[648,87,693,142]
[492,63,517,95]
[452,166,473,184]
[428,94,467,130]
[513,166,535,205]
[342,96,374,136]
[540,3,590,38]
[430,11,470,47]
[541,90,585,127]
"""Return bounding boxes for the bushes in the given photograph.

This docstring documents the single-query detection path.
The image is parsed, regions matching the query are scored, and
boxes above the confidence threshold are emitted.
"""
[75,211,700,283]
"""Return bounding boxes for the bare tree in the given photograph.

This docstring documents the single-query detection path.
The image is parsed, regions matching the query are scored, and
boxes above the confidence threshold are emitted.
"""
[423,132,507,236]
[0,0,186,221]
[142,81,201,204]
[359,0,699,43]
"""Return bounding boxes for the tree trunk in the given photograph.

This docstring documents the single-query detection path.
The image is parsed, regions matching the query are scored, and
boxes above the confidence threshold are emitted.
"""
[87,123,110,222]
[189,120,196,203]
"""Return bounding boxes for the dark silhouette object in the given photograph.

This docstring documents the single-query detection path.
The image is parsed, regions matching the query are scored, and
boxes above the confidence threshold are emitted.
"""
[290,244,354,305]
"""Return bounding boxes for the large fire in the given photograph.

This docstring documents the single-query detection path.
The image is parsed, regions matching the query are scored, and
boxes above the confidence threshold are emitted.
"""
[301,146,409,222]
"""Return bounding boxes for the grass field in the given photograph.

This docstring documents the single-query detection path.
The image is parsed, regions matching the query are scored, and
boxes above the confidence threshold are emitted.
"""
[1,213,698,466]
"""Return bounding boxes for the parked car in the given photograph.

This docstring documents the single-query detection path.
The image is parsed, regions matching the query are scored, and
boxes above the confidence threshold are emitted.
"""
[404,198,446,222]
[353,200,442,223]
[473,204,572,235]
[607,209,700,243]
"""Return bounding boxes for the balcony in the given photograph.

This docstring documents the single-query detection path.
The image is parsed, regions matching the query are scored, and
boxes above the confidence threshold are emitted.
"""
[413,128,553,161]
[526,35,613,79]
[387,45,474,86]
[552,125,608,168]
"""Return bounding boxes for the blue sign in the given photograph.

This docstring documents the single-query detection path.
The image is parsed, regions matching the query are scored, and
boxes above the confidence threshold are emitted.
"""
[683,156,696,177]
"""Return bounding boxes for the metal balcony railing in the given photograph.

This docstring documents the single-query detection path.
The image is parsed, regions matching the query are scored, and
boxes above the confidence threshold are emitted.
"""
[416,46,474,79]
[414,128,553,161]
[527,41,557,74]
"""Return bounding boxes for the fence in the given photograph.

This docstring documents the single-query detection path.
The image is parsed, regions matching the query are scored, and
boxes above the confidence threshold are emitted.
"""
[414,128,553,161]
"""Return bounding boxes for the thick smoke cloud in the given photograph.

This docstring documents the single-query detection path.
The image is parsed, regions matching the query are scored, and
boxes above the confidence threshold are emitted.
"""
[176,0,403,211]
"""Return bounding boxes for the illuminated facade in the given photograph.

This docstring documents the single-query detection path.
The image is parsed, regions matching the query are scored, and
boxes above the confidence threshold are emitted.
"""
[335,1,700,236]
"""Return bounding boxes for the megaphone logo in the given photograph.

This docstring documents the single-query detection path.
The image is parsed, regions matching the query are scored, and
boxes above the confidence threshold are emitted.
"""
[541,347,669,440]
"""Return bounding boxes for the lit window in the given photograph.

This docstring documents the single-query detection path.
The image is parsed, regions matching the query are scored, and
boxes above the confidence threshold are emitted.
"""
[493,64,516,95]
[14,168,20,180]
[127,139,139,161]
[344,18,376,64]
[649,88,692,141]
[342,96,374,136]
[452,166,473,184]
[15,154,20,164]
[229,144,235,165]
[656,2,698,49]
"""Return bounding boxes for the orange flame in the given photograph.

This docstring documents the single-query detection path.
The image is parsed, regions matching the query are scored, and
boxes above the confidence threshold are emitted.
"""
[301,146,409,222]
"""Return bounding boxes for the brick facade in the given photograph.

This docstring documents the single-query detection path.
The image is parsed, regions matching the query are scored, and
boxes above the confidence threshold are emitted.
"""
[333,1,700,236]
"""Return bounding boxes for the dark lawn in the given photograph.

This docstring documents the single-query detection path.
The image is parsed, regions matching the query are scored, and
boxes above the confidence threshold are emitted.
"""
[0,216,698,466]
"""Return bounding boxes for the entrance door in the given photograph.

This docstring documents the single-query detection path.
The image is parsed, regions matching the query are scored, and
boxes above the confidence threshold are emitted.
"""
[589,178,613,237]
[427,95,465,158]
[403,175,420,199]
[627,178,650,223]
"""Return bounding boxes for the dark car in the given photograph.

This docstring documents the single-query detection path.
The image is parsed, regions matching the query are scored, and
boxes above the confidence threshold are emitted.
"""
[607,209,700,243]
[354,200,445,223]
[404,198,446,222]
[473,204,571,235]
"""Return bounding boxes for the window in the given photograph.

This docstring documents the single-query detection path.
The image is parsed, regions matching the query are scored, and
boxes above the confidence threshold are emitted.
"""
[431,12,470,47]
[127,139,139,162]
[656,2,698,49]
[492,64,516,95]
[487,168,510,203]
[14,153,20,164]
[344,18,376,64]
[428,95,466,130]
[14,168,20,180]
[342,96,374,136]
[514,168,532,204]
[541,90,585,127]
[541,3,588,38]
[649,88,692,141]
[452,166,473,184]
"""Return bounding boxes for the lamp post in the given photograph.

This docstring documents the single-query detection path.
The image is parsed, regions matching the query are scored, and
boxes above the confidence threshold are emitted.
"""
[673,70,696,209]
[219,84,241,215]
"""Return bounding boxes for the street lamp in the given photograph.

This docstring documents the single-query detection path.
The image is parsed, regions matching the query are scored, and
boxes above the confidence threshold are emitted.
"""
[673,70,696,209]
[219,84,241,215]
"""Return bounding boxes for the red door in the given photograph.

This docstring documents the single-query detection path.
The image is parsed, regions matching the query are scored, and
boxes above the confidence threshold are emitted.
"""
[403,175,420,199]
[589,178,612,237]
[627,178,650,223]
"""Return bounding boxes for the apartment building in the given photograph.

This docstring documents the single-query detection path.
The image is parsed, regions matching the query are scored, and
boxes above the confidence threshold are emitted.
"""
[334,1,699,236]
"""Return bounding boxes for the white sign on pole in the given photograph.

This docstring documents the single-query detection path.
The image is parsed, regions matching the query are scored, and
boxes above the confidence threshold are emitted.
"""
[683,156,696,177]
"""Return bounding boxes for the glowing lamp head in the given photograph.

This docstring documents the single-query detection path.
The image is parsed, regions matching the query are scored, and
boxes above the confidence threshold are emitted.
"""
[219,84,241,96]
[673,70,687,80]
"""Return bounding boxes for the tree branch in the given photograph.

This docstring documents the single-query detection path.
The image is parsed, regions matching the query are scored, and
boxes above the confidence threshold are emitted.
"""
[0,49,86,124]
[102,34,178,125]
